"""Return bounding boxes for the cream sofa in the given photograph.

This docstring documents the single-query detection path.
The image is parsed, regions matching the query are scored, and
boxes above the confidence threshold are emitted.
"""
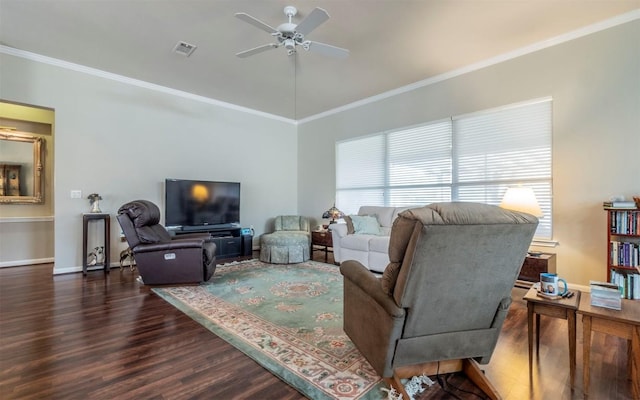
[329,206,414,273]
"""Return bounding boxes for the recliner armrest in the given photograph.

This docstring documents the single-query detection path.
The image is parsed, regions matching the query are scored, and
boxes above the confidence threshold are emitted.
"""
[171,232,212,241]
[133,238,205,253]
[341,260,405,318]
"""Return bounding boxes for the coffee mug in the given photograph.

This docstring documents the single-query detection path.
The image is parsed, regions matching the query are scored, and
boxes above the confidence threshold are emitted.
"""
[540,273,568,297]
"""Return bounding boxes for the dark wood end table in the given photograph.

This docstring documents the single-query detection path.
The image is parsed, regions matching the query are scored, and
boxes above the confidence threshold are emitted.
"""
[311,230,333,263]
[523,285,581,387]
[517,253,556,287]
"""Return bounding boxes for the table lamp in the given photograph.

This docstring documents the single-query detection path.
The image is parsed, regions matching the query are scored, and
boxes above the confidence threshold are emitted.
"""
[501,187,543,256]
[500,187,543,217]
[322,204,344,224]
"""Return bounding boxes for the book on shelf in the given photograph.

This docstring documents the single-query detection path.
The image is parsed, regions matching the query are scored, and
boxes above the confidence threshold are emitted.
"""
[609,241,640,267]
[603,201,638,209]
[610,269,640,300]
[608,209,639,235]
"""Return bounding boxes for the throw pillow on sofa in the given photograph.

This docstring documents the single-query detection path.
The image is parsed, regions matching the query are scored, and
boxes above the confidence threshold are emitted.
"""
[350,215,382,235]
[343,215,355,234]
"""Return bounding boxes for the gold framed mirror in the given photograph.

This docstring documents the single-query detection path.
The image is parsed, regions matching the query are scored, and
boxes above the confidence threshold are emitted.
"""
[0,130,45,204]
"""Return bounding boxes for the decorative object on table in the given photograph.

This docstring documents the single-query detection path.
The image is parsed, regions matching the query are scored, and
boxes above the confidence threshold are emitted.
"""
[321,203,344,224]
[589,281,622,310]
[540,272,568,298]
[634,196,640,208]
[87,193,102,213]
[500,186,543,217]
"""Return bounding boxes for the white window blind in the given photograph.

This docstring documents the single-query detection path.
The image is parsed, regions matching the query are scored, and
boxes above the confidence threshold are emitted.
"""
[453,99,552,238]
[335,98,553,239]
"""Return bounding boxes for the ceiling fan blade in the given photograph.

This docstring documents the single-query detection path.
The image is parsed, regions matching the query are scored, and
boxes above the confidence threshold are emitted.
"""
[236,43,278,58]
[306,41,350,59]
[235,12,278,34]
[295,7,329,36]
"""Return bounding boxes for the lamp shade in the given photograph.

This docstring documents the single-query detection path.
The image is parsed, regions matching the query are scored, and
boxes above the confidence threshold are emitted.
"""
[500,187,543,217]
[322,204,344,222]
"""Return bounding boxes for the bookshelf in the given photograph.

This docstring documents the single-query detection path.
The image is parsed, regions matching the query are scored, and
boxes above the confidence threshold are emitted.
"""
[604,206,640,300]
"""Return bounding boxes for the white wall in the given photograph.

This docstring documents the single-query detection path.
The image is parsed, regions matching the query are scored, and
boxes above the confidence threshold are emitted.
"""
[1,20,638,282]
[0,54,298,274]
[297,20,640,286]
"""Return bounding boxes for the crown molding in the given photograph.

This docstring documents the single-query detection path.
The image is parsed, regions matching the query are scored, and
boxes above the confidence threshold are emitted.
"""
[1,9,637,126]
[298,9,640,125]
[0,45,296,125]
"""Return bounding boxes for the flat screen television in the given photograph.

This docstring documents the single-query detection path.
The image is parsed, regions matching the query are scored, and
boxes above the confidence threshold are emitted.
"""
[165,179,240,229]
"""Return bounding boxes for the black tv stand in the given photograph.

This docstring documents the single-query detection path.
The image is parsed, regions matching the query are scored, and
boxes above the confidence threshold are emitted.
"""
[169,225,252,260]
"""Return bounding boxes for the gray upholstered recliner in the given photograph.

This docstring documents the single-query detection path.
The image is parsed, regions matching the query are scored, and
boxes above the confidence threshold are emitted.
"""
[259,215,311,264]
[117,200,216,285]
[340,202,538,399]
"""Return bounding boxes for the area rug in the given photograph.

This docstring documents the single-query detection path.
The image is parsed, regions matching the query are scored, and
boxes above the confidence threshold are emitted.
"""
[152,259,386,400]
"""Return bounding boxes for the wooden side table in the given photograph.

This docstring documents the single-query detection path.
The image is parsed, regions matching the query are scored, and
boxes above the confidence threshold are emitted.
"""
[82,213,111,275]
[523,285,580,387]
[311,230,333,263]
[578,293,640,399]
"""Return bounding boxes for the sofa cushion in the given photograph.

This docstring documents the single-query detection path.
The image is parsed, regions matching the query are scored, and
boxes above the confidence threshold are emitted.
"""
[369,235,389,253]
[351,215,382,235]
[280,215,302,231]
[341,234,374,251]
[359,206,395,228]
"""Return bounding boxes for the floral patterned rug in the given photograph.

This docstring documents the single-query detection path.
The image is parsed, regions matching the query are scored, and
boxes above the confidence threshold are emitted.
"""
[153,259,385,400]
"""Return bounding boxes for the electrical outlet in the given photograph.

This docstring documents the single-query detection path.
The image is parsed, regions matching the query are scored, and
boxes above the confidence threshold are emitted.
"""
[70,190,82,199]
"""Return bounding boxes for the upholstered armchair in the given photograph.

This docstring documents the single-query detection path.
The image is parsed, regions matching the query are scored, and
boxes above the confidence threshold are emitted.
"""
[117,200,216,285]
[259,215,311,264]
[340,202,538,399]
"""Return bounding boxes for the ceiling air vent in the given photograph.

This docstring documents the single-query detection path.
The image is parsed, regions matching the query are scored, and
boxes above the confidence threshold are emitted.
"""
[173,41,197,57]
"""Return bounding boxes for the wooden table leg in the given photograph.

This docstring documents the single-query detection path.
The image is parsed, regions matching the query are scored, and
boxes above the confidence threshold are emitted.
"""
[535,313,541,356]
[528,302,534,375]
[632,327,639,400]
[583,315,592,396]
[568,310,576,387]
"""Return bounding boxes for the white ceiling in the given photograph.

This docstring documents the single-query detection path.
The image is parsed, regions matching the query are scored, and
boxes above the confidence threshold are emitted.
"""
[1,1,638,121]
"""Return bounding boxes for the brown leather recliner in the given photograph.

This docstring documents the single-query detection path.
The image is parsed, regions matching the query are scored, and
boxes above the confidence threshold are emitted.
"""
[340,202,538,399]
[117,200,216,285]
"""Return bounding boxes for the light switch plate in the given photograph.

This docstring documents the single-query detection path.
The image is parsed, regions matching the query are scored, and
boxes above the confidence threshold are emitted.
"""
[70,190,82,199]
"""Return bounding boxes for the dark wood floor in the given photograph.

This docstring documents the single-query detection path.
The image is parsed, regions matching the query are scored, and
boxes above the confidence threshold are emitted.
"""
[0,251,634,400]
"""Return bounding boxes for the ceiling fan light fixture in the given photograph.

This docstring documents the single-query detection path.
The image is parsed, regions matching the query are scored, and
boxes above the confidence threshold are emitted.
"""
[234,6,349,59]
[173,41,197,57]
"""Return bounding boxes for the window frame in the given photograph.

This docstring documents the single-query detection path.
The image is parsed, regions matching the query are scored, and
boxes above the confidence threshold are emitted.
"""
[335,97,553,240]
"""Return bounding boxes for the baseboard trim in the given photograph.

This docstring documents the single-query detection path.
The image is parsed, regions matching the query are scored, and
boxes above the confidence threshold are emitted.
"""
[0,258,54,268]
[53,262,121,275]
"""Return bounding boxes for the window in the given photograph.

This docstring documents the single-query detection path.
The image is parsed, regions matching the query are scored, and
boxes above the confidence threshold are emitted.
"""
[335,98,552,239]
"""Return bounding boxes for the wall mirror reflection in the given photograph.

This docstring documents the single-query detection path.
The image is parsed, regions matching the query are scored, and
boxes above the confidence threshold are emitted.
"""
[0,130,45,204]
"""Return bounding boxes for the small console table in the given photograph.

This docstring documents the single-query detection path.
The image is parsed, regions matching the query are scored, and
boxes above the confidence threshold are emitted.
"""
[311,230,333,263]
[82,213,111,275]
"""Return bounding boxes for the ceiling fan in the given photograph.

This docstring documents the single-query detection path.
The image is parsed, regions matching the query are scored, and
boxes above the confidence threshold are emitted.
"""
[235,6,349,59]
